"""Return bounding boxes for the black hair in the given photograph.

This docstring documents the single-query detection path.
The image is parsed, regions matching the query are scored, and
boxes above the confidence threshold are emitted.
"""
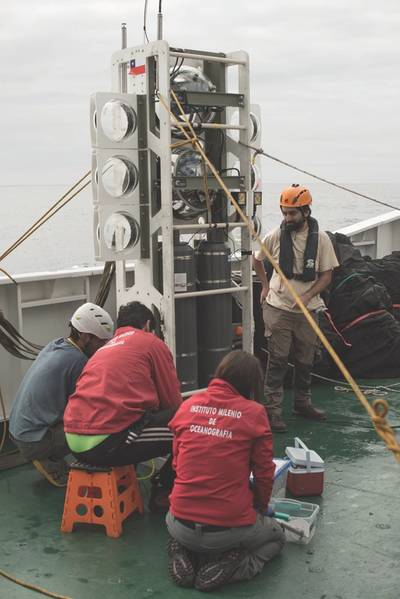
[214,350,263,403]
[68,324,81,341]
[117,301,155,330]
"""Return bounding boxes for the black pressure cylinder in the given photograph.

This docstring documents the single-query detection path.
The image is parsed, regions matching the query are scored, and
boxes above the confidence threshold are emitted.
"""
[174,242,198,392]
[197,241,232,387]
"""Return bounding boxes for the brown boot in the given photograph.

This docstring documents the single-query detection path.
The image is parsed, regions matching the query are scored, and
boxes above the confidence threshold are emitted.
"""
[269,415,288,433]
[293,403,326,421]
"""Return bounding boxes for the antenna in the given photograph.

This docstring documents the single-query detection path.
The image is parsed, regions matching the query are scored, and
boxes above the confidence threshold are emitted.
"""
[157,1,163,40]
[121,22,127,49]
[143,0,149,43]
[121,23,127,93]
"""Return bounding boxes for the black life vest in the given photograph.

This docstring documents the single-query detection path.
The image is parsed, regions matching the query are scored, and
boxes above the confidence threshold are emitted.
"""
[279,217,319,282]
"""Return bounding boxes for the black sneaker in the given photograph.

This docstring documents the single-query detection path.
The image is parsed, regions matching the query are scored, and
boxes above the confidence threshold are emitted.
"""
[167,538,197,588]
[195,547,244,592]
[32,459,69,487]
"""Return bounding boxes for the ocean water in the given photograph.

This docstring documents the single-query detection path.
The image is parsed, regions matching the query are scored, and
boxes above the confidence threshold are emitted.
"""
[0,181,399,275]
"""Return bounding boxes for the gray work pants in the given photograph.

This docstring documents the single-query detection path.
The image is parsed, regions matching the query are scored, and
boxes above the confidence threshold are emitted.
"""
[263,303,318,417]
[11,422,69,462]
[166,511,285,582]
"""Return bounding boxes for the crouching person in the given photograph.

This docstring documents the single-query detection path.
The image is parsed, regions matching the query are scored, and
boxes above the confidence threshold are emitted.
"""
[63,301,182,507]
[166,350,285,592]
[9,302,114,486]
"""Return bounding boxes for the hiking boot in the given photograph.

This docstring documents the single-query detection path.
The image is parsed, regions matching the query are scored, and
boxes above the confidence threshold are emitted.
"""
[195,547,244,592]
[269,415,288,433]
[167,538,197,588]
[32,458,69,487]
[293,403,327,421]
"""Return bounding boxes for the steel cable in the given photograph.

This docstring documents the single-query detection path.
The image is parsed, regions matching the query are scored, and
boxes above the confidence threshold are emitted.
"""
[239,143,400,212]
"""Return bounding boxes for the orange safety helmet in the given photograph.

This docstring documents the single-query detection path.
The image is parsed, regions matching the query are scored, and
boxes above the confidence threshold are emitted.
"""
[280,184,312,208]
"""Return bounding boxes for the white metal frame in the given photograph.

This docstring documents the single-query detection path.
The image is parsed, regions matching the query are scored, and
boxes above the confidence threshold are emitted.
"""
[108,41,254,360]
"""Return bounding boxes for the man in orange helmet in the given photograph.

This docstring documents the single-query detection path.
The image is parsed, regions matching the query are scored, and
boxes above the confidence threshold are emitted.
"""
[252,184,339,432]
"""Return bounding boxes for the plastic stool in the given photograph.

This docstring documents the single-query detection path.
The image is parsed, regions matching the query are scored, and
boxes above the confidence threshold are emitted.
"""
[61,462,144,538]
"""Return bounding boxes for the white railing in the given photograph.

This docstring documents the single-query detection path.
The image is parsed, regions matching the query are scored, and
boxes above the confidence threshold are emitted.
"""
[1,211,400,419]
[0,265,125,418]
[337,210,400,259]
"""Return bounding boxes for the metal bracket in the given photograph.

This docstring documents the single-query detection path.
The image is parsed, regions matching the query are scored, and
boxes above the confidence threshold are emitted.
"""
[172,175,245,191]
[173,91,245,108]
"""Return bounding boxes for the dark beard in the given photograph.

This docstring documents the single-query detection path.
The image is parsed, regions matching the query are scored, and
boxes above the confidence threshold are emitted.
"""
[283,220,304,232]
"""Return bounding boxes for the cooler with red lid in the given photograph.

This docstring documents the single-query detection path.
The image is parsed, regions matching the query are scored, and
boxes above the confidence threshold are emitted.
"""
[285,438,324,496]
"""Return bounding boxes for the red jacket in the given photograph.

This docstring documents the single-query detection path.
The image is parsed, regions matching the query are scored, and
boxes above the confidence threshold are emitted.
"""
[168,378,274,527]
[64,326,182,434]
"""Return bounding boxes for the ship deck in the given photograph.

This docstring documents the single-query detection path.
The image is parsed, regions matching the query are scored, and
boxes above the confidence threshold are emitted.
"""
[1,380,400,599]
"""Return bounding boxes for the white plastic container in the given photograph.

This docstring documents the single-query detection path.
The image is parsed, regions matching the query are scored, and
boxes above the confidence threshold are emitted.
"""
[250,458,291,497]
[269,497,320,544]
[271,458,291,498]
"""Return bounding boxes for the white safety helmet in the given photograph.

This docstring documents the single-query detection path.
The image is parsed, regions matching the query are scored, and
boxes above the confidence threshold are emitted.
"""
[70,303,114,340]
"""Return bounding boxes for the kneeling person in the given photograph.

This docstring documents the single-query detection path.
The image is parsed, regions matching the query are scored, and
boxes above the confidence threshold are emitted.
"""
[166,350,285,592]
[64,301,182,497]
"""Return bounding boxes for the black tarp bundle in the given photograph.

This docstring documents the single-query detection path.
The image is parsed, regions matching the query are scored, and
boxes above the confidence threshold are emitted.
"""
[328,272,392,327]
[315,233,400,378]
[333,250,400,305]
[315,310,400,378]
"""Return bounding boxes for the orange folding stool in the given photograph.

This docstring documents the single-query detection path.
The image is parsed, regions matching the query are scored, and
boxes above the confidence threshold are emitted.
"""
[61,462,144,538]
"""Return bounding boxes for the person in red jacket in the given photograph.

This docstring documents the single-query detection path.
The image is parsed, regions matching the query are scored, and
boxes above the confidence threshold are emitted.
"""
[166,350,285,592]
[64,301,182,498]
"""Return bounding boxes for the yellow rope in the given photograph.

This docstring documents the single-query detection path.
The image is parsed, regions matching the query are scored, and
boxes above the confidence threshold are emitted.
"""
[0,172,91,268]
[170,139,192,150]
[0,267,17,285]
[137,459,156,481]
[159,89,400,463]
[0,569,73,599]
[201,157,213,223]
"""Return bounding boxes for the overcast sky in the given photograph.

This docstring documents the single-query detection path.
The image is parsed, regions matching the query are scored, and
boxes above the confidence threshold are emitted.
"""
[1,0,399,188]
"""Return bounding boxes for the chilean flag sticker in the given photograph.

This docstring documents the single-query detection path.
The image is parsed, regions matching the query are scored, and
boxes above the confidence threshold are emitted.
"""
[129,59,146,76]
